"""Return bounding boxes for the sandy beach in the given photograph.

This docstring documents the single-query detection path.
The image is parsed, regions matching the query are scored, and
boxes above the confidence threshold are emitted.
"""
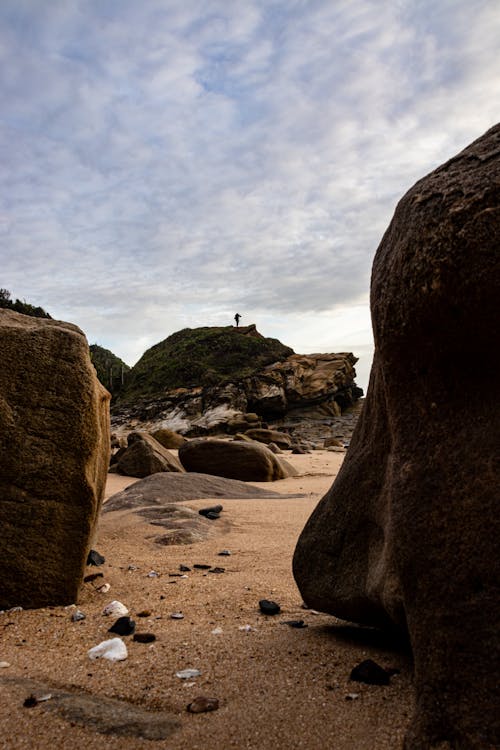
[0,451,413,750]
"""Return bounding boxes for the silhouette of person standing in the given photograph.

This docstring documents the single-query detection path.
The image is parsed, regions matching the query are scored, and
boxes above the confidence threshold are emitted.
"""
[234,313,241,327]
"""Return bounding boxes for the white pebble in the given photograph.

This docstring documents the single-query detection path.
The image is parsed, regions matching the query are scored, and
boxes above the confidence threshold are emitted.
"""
[97,583,111,593]
[211,627,223,635]
[238,624,255,632]
[88,638,128,662]
[176,668,201,679]
[0,662,10,669]
[102,600,129,617]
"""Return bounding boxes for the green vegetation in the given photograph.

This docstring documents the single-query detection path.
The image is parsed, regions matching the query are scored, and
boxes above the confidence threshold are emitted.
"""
[0,288,51,319]
[90,344,130,393]
[118,325,294,403]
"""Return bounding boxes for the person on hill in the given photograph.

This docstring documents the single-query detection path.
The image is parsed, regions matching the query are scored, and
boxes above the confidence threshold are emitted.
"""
[234,313,241,327]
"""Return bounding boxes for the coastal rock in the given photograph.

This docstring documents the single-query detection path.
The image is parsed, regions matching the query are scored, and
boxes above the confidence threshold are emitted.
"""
[0,310,110,610]
[178,438,298,482]
[151,428,186,449]
[117,432,184,477]
[293,124,500,749]
[244,428,292,449]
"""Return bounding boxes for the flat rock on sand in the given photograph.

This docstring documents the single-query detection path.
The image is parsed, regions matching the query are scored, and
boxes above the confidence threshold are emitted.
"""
[104,472,296,512]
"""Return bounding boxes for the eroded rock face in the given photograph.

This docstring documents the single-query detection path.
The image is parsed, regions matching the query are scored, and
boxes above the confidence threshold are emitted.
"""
[179,438,298,482]
[0,310,110,609]
[293,124,500,749]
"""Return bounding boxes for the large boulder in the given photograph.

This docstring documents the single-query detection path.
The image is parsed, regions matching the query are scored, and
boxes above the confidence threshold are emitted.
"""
[0,310,110,609]
[293,124,500,749]
[244,428,292,449]
[179,438,298,481]
[150,427,186,449]
[117,432,184,477]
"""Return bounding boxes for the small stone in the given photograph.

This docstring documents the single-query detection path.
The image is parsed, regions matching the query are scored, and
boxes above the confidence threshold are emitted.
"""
[171,612,184,620]
[97,583,111,593]
[205,512,220,520]
[187,696,219,713]
[211,627,223,635]
[259,599,281,615]
[176,668,201,679]
[71,610,86,622]
[23,695,39,708]
[345,693,360,701]
[193,564,211,570]
[208,567,225,574]
[127,564,139,571]
[0,662,10,668]
[281,620,307,628]
[86,549,105,566]
[218,550,231,556]
[147,570,160,578]
[133,633,156,643]
[238,624,255,632]
[350,659,391,686]
[88,638,128,662]
[137,610,152,617]
[179,565,191,572]
[102,601,129,617]
[198,505,223,518]
[108,616,136,636]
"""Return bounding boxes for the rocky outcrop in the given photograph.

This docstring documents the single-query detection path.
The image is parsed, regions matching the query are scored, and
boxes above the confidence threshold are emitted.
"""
[179,438,298,482]
[111,350,361,437]
[116,432,184,477]
[0,310,110,609]
[293,124,500,749]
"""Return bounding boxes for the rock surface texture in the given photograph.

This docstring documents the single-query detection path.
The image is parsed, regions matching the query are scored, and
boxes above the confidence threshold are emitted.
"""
[0,310,110,609]
[179,438,298,482]
[116,431,184,477]
[293,124,500,749]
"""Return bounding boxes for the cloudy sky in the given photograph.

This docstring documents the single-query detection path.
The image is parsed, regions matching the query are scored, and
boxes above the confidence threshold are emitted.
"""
[1,1,499,390]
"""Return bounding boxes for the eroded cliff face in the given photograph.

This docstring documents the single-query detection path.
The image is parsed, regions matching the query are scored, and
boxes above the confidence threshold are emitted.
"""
[111,351,362,436]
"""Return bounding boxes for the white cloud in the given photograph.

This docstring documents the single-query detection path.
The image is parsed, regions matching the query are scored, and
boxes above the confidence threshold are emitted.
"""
[1,0,499,392]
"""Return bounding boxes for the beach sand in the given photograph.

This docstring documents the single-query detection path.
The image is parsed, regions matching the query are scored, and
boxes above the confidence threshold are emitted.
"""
[0,451,413,749]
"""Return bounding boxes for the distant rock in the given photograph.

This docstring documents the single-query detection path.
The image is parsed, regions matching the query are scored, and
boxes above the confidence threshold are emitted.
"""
[244,428,292,449]
[117,432,184,477]
[151,428,186,449]
[293,124,500,749]
[179,438,298,482]
[0,310,110,609]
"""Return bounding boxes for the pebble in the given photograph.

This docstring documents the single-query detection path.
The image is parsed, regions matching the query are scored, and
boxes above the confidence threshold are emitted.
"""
[176,668,201,679]
[218,550,231,556]
[88,638,128,662]
[83,572,103,583]
[198,505,223,518]
[137,610,152,617]
[147,570,160,578]
[133,633,156,643]
[193,564,211,570]
[345,693,360,701]
[350,659,391,686]
[71,610,86,622]
[171,612,184,620]
[208,567,225,574]
[86,549,105,566]
[238,624,255,632]
[108,616,136,636]
[259,599,281,615]
[211,627,223,635]
[187,696,219,714]
[0,662,10,669]
[179,565,191,572]
[102,601,129,617]
[281,620,307,628]
[97,583,111,593]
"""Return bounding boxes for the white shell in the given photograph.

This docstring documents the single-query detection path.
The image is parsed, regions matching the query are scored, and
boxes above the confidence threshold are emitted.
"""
[102,600,129,617]
[176,668,201,679]
[88,638,128,662]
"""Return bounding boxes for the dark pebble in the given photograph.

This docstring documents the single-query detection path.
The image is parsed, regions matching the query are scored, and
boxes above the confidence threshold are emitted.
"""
[108,616,136,636]
[350,659,391,685]
[193,564,211,570]
[187,696,219,714]
[198,505,223,518]
[23,695,38,708]
[83,572,103,583]
[179,565,191,572]
[87,549,105,566]
[218,550,231,556]
[208,567,225,574]
[259,599,281,615]
[133,633,156,643]
[281,620,307,628]
[205,512,220,520]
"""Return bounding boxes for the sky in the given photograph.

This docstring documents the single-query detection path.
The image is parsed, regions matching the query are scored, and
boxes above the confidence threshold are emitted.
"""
[1,1,499,392]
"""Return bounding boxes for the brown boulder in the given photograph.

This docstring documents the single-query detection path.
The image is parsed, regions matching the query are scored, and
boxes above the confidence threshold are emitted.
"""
[293,124,500,749]
[151,427,186,449]
[179,438,298,481]
[0,310,110,609]
[244,428,292,449]
[117,432,184,477]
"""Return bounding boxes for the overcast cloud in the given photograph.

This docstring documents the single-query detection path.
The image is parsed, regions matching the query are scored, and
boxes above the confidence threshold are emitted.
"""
[1,0,499,389]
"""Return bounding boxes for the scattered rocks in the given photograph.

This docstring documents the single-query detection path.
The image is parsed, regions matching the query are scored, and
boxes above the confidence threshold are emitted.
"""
[350,659,391,686]
[108,616,136,636]
[259,600,281,615]
[187,696,219,714]
[88,638,128,662]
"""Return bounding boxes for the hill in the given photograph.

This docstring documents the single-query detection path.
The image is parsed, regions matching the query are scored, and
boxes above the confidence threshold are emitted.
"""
[90,344,130,394]
[0,288,51,319]
[117,324,294,403]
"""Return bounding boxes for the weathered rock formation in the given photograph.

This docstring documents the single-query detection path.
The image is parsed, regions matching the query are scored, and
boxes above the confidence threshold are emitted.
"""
[179,438,298,482]
[293,124,500,748]
[0,310,110,609]
[116,431,184,477]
